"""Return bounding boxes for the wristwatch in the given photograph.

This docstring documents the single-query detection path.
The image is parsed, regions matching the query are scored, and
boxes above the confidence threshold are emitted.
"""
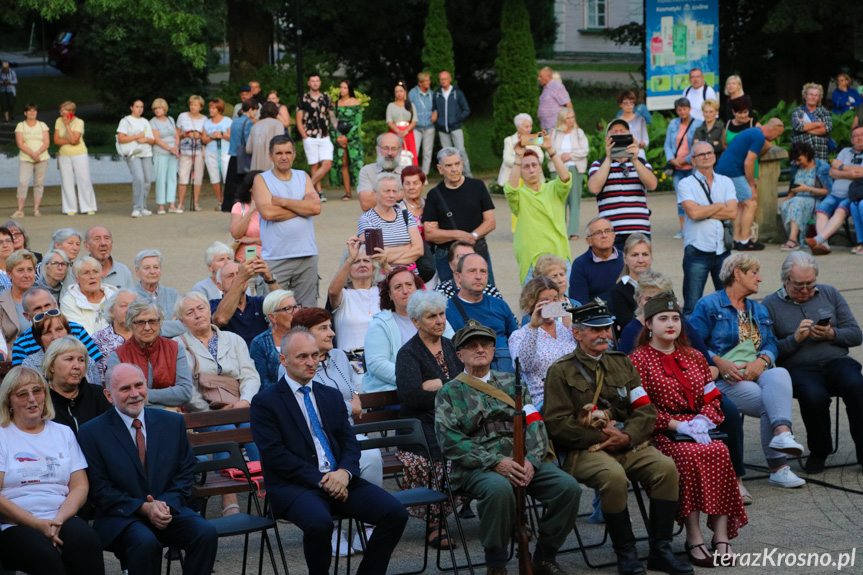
[471,232,479,240]
[264,278,277,285]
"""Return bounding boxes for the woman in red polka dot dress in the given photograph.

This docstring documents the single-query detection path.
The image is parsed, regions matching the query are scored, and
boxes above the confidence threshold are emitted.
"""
[630,292,747,568]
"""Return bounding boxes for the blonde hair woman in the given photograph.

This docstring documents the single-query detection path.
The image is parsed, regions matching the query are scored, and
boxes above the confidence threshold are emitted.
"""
[54,101,98,216]
[791,82,832,161]
[150,98,180,214]
[550,108,589,239]
[176,95,207,212]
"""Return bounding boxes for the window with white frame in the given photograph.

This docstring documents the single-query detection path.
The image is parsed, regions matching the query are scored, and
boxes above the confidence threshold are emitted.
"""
[585,0,607,28]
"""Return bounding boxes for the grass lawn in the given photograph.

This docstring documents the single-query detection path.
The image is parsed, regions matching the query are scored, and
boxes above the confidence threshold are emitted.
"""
[539,63,641,73]
[16,75,100,112]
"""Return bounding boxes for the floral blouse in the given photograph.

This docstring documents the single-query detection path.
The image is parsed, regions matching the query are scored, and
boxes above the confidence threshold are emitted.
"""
[508,319,576,409]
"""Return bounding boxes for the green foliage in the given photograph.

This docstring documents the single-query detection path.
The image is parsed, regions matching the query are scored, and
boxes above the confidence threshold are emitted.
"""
[326,86,372,109]
[491,0,539,158]
[15,76,100,112]
[422,0,456,89]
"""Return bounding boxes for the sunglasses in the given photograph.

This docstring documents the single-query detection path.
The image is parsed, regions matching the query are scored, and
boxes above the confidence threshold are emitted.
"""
[33,308,61,324]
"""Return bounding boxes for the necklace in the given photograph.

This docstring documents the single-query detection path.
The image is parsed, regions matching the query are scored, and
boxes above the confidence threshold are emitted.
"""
[650,343,675,354]
[405,199,424,210]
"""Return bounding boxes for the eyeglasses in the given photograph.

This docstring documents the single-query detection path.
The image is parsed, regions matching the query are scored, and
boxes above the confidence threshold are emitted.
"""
[10,232,23,239]
[46,261,69,268]
[14,387,45,401]
[132,319,161,327]
[588,228,615,238]
[275,304,302,314]
[788,280,816,291]
[33,308,61,324]
[692,152,715,158]
[0,239,13,246]
[621,100,635,105]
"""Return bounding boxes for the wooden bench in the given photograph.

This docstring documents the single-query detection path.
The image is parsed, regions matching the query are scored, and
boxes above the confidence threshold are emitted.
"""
[355,390,404,476]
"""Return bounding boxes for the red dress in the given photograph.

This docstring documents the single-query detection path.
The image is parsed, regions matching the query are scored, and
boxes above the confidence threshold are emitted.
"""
[630,345,748,539]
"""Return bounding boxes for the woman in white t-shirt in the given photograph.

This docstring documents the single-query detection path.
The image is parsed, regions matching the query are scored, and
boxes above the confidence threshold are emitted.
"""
[356,172,423,267]
[327,236,382,352]
[117,99,155,218]
[202,98,232,210]
[175,95,207,212]
[0,366,104,574]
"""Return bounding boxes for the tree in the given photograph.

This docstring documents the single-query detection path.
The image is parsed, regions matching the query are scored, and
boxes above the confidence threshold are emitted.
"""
[491,0,538,157]
[226,0,275,82]
[421,0,455,89]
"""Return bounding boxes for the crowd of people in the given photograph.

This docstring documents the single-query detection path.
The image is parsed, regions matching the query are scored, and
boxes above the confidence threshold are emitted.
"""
[0,64,862,575]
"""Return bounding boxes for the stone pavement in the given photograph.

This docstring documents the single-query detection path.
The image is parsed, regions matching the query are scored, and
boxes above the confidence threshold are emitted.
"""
[0,180,861,574]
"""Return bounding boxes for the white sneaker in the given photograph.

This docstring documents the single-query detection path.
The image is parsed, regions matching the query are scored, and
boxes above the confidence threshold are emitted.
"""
[351,526,374,553]
[331,531,353,556]
[769,431,804,456]
[768,465,806,488]
[673,231,684,239]
[141,209,153,216]
[131,210,143,218]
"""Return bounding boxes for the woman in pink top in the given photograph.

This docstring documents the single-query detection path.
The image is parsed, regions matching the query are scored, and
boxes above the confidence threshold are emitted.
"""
[229,170,263,261]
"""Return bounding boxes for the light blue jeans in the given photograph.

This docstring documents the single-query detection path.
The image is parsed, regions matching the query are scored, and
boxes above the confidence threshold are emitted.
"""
[851,199,863,244]
[152,154,178,205]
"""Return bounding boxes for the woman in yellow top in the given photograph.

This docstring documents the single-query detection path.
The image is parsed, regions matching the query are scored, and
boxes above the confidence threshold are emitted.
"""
[53,101,98,216]
[504,136,573,285]
[13,104,50,217]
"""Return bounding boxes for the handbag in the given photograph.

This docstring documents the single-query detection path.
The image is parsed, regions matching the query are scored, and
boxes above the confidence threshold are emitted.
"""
[115,134,144,159]
[720,309,758,367]
[337,121,351,135]
[665,118,693,175]
[401,210,435,282]
[182,335,242,409]
[849,180,863,203]
[696,177,734,252]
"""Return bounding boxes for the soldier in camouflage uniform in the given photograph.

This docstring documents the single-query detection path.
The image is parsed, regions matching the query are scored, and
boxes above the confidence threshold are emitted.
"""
[544,301,692,575]
[435,320,581,575]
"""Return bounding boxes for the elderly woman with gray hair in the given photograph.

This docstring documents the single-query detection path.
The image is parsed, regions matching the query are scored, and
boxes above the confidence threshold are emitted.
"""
[690,253,807,490]
[35,249,69,301]
[106,297,192,409]
[0,249,37,351]
[191,241,236,300]
[249,289,299,391]
[357,172,424,267]
[133,248,183,337]
[498,113,544,186]
[59,257,118,335]
[394,290,461,548]
[91,289,136,382]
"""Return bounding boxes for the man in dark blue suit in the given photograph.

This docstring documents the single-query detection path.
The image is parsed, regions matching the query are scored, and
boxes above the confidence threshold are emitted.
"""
[78,363,218,575]
[251,327,408,575]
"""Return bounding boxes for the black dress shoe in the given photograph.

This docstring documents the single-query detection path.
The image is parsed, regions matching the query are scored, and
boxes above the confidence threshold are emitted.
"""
[803,454,827,473]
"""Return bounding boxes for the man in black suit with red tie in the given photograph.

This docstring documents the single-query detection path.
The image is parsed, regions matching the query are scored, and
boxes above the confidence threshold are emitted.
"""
[251,327,408,575]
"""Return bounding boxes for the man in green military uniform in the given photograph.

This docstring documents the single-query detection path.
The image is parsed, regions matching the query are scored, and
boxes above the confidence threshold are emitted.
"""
[544,301,693,575]
[435,320,581,575]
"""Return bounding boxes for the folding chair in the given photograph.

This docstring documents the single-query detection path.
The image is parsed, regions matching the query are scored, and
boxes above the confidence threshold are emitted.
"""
[353,418,472,575]
[193,442,290,575]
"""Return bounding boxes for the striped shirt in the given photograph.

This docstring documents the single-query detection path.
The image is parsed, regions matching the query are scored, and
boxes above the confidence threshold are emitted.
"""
[12,321,102,365]
[588,159,653,236]
[357,208,417,248]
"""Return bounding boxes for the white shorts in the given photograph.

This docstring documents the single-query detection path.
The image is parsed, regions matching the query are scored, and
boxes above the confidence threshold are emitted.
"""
[303,136,334,164]
[205,150,230,184]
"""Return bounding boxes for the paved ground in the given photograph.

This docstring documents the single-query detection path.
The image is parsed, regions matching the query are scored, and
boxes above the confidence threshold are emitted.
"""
[0,178,861,574]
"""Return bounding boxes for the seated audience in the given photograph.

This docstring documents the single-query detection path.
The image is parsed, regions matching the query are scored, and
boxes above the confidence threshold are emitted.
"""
[569,217,625,305]
[92,289,136,382]
[12,287,100,368]
[504,140,572,285]
[47,228,83,265]
[532,253,580,308]
[395,291,461,549]
[780,142,832,250]
[78,363,218,575]
[841,127,863,254]
[292,307,385,555]
[35,249,69,301]
[0,249,37,352]
[609,233,651,338]
[435,320,581,574]
[631,293,747,567]
[191,241,236,300]
[24,309,101,385]
[814,125,863,255]
[445,253,518,373]
[690,254,806,489]
[508,277,576,411]
[357,173,423,267]
[60,257,118,335]
[249,289,298,391]
[174,291,261,516]
[133,249,184,338]
[3,220,42,263]
[0,227,13,292]
[497,113,543,187]
[84,225,135,291]
[763,252,863,472]
[250,328,409,575]
[0,365,105,575]
[433,241,504,300]
[363,267,429,393]
[42,336,110,435]
[211,258,280,348]
[327,237,381,352]
[107,298,193,410]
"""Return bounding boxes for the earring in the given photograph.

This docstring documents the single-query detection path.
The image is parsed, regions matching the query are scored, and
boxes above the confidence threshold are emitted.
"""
[649,329,653,338]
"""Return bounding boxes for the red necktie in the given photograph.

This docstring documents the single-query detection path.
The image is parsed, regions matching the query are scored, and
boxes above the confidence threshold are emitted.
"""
[132,419,146,468]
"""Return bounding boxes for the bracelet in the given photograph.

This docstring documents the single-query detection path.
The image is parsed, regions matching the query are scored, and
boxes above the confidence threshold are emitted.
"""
[264,278,277,285]
[759,356,770,367]
[549,152,557,158]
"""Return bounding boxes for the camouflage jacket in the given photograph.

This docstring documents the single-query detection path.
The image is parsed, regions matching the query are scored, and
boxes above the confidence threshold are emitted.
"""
[434,371,549,490]
[543,346,657,471]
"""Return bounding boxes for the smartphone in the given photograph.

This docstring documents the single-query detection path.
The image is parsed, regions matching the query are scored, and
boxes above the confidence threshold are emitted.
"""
[65,112,74,120]
[816,316,831,327]
[610,134,634,159]
[364,228,384,257]
[521,133,543,147]
[541,301,569,319]
[244,245,257,261]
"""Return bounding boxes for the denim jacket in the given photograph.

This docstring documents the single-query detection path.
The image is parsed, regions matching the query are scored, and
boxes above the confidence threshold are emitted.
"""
[664,117,703,164]
[788,158,834,194]
[689,289,778,363]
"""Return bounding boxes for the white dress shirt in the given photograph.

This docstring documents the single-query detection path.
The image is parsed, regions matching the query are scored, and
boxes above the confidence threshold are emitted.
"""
[283,376,332,473]
[115,407,147,447]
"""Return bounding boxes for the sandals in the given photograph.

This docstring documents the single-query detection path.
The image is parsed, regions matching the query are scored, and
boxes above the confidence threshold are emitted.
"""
[221,504,240,516]
[342,195,352,201]
[780,239,799,251]
[712,537,735,566]
[685,542,715,568]
[33,210,41,217]
[852,245,863,255]
[10,211,23,218]
[426,526,457,550]
[738,483,752,505]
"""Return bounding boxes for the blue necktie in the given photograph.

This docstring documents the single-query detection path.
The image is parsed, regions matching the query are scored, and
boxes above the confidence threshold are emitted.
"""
[300,386,337,471]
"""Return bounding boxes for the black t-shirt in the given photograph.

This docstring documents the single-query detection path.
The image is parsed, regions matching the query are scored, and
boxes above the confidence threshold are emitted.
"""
[424,177,495,249]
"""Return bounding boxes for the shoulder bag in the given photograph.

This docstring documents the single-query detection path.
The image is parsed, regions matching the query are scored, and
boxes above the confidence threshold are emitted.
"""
[182,335,241,410]
[695,176,734,252]
[664,119,693,177]
[720,309,758,367]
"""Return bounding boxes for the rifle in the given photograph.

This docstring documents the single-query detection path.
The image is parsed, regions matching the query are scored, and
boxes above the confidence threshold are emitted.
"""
[513,359,533,575]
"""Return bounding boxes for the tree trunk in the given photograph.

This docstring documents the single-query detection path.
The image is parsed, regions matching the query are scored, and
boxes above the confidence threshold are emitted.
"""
[227,0,273,82]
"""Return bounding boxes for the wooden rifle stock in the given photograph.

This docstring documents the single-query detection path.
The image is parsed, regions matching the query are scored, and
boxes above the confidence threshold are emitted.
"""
[513,359,533,575]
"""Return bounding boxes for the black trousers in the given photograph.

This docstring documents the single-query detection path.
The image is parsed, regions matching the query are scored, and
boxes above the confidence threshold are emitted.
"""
[0,516,104,575]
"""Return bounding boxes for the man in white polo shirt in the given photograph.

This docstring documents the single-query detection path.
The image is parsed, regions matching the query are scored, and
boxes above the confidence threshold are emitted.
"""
[682,68,717,122]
